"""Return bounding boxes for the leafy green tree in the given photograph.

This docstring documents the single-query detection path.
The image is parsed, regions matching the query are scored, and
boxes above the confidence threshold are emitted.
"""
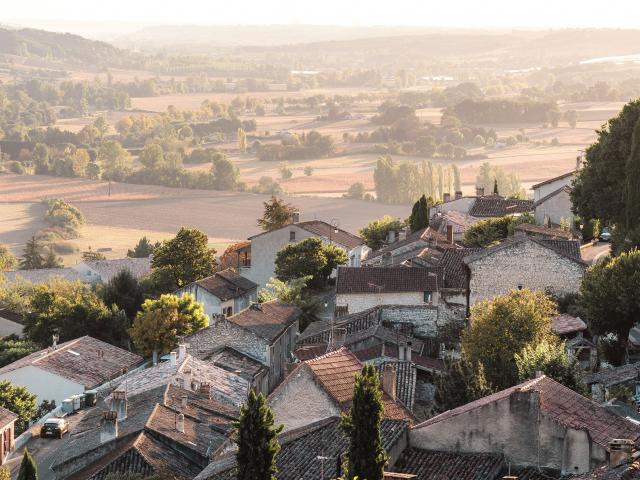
[625,119,640,248]
[93,116,109,138]
[259,276,321,332]
[20,236,45,270]
[234,390,283,480]
[344,182,365,200]
[211,153,240,190]
[17,449,38,480]
[101,270,144,321]
[515,340,586,394]
[152,228,217,288]
[435,359,492,412]
[237,128,247,153]
[463,214,534,248]
[0,336,37,368]
[565,110,578,129]
[0,380,36,435]
[129,294,207,357]
[127,236,157,258]
[0,244,17,271]
[461,289,557,390]
[341,364,387,480]
[32,143,50,174]
[257,196,298,231]
[138,144,165,170]
[579,249,640,364]
[359,215,405,250]
[98,140,131,181]
[275,237,347,289]
[373,155,397,203]
[409,195,429,232]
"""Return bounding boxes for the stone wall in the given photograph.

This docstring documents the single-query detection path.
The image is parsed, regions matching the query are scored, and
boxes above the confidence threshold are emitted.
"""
[467,240,585,305]
[534,189,574,226]
[336,292,432,315]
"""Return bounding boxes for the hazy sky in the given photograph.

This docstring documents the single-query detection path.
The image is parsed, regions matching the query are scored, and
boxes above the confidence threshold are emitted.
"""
[4,0,640,28]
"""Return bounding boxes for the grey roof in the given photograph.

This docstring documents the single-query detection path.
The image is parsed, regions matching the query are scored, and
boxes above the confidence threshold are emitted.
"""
[366,227,448,261]
[469,195,534,217]
[82,257,152,283]
[393,448,505,480]
[336,266,441,294]
[531,170,576,190]
[226,300,300,343]
[376,361,417,410]
[1,268,83,284]
[584,362,640,387]
[463,236,586,266]
[438,247,482,289]
[188,269,258,301]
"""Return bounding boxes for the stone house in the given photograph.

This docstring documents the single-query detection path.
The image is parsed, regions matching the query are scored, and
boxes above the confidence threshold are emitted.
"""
[184,299,300,393]
[463,236,587,305]
[364,227,451,267]
[0,407,17,466]
[0,336,143,404]
[174,269,258,318]
[243,219,369,288]
[409,375,640,475]
[335,266,442,315]
[268,347,415,432]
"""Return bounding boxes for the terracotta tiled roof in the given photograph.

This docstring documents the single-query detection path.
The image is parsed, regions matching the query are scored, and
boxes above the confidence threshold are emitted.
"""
[469,195,534,217]
[296,220,364,250]
[0,336,143,389]
[515,223,574,240]
[393,448,505,480]
[551,314,587,336]
[415,376,640,449]
[0,406,17,427]
[190,269,258,301]
[336,266,441,294]
[438,247,482,289]
[226,299,300,343]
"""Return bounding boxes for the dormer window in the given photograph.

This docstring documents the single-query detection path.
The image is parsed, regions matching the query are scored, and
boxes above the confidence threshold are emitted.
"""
[289,231,296,242]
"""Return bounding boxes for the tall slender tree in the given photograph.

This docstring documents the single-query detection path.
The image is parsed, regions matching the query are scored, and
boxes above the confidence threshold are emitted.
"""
[625,118,640,247]
[234,391,282,480]
[409,195,429,232]
[17,449,38,480]
[341,364,388,480]
[19,236,44,270]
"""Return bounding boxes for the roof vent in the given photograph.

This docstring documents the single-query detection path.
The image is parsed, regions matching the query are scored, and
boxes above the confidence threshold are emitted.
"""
[609,439,634,467]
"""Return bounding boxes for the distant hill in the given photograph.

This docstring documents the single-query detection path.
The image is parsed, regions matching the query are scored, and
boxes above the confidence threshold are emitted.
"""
[0,27,126,65]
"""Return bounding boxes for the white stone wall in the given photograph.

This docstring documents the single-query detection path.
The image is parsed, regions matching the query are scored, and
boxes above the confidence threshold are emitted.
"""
[467,240,585,305]
[175,283,256,319]
[535,189,574,226]
[533,174,575,202]
[269,366,340,432]
[0,365,84,404]
[335,292,434,315]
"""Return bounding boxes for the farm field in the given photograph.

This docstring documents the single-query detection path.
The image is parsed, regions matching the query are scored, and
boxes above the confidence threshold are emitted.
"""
[0,174,410,264]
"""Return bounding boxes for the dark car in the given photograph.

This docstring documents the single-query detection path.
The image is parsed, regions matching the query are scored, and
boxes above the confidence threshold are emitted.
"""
[41,418,69,439]
[600,227,612,242]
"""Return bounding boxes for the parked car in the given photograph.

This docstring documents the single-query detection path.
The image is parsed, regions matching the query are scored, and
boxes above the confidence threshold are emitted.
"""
[41,418,69,439]
[600,227,612,242]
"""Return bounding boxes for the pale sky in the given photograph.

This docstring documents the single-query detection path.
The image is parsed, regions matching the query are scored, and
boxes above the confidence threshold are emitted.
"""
[4,0,640,28]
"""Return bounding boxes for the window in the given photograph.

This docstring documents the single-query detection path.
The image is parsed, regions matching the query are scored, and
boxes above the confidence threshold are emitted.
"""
[289,231,296,242]
[224,306,233,317]
[424,291,433,303]
[517,284,523,290]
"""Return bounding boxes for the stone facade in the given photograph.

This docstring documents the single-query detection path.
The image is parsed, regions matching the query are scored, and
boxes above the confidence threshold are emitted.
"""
[466,238,585,305]
[535,187,574,227]
[335,291,438,316]
[532,172,575,202]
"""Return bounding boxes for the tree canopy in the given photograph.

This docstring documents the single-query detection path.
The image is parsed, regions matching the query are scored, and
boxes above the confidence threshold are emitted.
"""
[0,380,37,435]
[409,195,430,233]
[359,215,405,250]
[257,196,298,231]
[434,359,492,413]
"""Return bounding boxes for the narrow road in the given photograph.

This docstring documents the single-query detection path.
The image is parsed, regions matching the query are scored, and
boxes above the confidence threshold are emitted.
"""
[581,241,611,265]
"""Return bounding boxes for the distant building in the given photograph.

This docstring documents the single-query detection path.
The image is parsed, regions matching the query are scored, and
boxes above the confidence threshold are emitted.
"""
[174,269,258,318]
[531,170,577,227]
[0,407,17,466]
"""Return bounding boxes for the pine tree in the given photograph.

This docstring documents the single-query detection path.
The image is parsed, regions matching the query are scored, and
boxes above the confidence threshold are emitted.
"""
[17,449,38,480]
[42,247,63,269]
[341,364,388,480]
[409,195,429,232]
[493,178,499,195]
[20,236,44,270]
[625,118,640,246]
[234,391,282,480]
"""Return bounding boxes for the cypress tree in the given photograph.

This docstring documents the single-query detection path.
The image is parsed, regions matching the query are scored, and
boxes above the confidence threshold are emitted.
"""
[625,118,640,245]
[409,195,429,233]
[234,390,282,480]
[493,178,499,195]
[17,449,38,480]
[341,364,388,480]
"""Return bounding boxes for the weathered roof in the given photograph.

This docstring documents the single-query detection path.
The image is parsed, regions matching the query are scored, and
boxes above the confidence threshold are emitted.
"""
[367,227,449,261]
[353,344,445,372]
[195,416,409,480]
[393,448,505,480]
[438,247,482,289]
[82,257,152,283]
[571,462,640,480]
[336,266,440,294]
[531,170,576,190]
[226,299,300,343]
[551,314,587,336]
[584,362,640,388]
[0,336,143,389]
[539,238,582,260]
[249,220,364,250]
[1,268,83,284]
[206,346,266,379]
[376,361,417,409]
[189,269,258,301]
[514,223,574,240]
[463,236,586,266]
[469,195,534,217]
[0,406,17,427]
[415,375,640,449]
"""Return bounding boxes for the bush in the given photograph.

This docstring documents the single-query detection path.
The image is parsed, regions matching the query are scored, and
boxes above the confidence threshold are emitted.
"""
[51,241,77,255]
[6,161,25,174]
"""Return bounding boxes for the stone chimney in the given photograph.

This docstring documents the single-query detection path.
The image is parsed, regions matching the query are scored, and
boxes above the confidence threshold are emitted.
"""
[100,410,118,443]
[443,192,451,203]
[175,413,185,433]
[169,351,177,367]
[446,225,454,244]
[292,212,300,224]
[455,191,463,200]
[476,186,485,197]
[111,390,127,421]
[405,342,412,362]
[178,344,187,361]
[200,382,212,399]
[609,439,634,467]
[181,395,188,409]
[52,334,59,350]
[387,230,396,244]
[181,368,193,391]
[398,228,408,241]
[381,364,397,401]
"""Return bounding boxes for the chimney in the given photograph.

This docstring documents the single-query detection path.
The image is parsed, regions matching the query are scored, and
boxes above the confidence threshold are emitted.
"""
[455,190,463,200]
[181,395,188,409]
[175,413,185,433]
[398,228,407,241]
[609,439,634,467]
[52,334,59,350]
[381,343,386,358]
[100,411,118,443]
[292,212,300,224]
[178,344,187,361]
[111,390,127,421]
[170,351,177,366]
[476,186,485,197]
[381,364,397,401]
[405,342,412,362]
[387,230,396,244]
[181,368,193,391]
[200,382,212,399]
[446,225,454,244]
[443,192,451,203]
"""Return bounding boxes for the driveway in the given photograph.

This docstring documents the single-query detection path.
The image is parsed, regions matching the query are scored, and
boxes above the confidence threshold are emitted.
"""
[581,241,611,265]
